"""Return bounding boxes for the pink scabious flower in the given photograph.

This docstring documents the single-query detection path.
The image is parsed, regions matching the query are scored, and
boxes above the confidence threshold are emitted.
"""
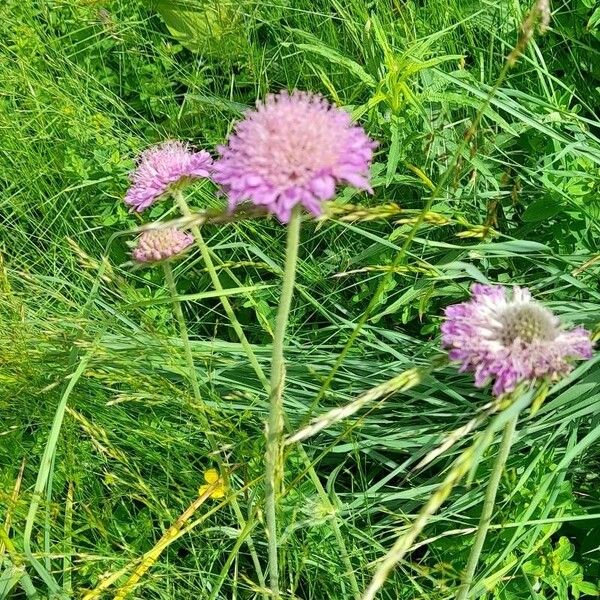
[441,284,593,397]
[132,228,194,264]
[212,90,377,223]
[125,141,212,212]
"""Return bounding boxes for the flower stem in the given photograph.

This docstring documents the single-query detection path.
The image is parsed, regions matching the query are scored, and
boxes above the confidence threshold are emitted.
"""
[172,190,270,391]
[455,415,518,600]
[172,193,359,597]
[361,443,476,600]
[163,262,205,411]
[265,205,302,599]
[360,386,533,600]
[162,261,267,595]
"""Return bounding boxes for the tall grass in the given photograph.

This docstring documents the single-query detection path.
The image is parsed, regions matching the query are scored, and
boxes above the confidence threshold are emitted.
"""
[1,0,599,599]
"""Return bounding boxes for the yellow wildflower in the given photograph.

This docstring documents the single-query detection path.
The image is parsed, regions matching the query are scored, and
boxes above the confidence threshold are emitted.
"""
[198,468,227,499]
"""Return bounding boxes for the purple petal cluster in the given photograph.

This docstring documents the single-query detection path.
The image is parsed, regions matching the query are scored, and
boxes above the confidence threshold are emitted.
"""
[441,284,593,396]
[212,90,377,223]
[132,228,194,264]
[125,141,212,212]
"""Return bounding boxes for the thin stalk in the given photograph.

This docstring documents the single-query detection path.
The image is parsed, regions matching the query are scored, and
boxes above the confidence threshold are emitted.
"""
[208,514,261,600]
[44,454,55,574]
[456,415,518,600]
[162,262,205,416]
[361,444,476,600]
[264,205,302,599]
[63,481,74,595]
[162,261,267,594]
[173,190,270,391]
[173,192,359,597]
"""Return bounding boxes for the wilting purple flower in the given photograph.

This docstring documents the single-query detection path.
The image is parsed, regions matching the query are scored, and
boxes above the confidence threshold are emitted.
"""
[132,228,194,264]
[125,141,212,212]
[212,90,377,223]
[441,284,593,396]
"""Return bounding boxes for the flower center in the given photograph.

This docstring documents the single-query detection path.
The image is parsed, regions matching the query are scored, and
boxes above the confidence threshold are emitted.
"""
[499,304,557,345]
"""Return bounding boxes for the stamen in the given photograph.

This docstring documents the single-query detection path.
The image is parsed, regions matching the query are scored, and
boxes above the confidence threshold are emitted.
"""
[499,304,556,345]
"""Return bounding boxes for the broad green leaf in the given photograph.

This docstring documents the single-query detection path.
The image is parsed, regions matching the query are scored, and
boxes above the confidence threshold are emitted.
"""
[153,1,207,52]
[553,537,574,562]
[153,0,247,57]
[573,581,599,596]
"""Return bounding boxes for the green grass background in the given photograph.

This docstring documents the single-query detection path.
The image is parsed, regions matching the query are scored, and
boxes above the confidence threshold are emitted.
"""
[1,0,599,598]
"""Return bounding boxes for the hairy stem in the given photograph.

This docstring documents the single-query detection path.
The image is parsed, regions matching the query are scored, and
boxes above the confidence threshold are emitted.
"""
[265,205,302,599]
[456,415,518,600]
[173,192,359,597]
[173,190,270,391]
[163,262,205,408]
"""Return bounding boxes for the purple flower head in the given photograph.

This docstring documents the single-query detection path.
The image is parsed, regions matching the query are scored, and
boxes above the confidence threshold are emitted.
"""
[441,284,593,397]
[212,90,377,223]
[132,228,194,264]
[125,141,212,212]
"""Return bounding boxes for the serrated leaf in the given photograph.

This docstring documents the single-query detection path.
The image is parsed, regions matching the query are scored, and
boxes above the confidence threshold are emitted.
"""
[553,536,574,561]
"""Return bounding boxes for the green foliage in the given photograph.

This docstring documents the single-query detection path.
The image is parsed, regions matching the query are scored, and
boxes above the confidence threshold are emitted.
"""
[153,0,252,62]
[522,537,598,600]
[427,452,600,599]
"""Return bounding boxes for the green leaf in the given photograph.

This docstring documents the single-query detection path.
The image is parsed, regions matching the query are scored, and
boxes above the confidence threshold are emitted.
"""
[588,7,600,31]
[572,581,599,596]
[292,30,376,87]
[474,240,551,254]
[153,1,206,52]
[560,560,580,578]
[385,117,403,186]
[153,0,247,57]
[553,537,575,562]
[522,197,565,222]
